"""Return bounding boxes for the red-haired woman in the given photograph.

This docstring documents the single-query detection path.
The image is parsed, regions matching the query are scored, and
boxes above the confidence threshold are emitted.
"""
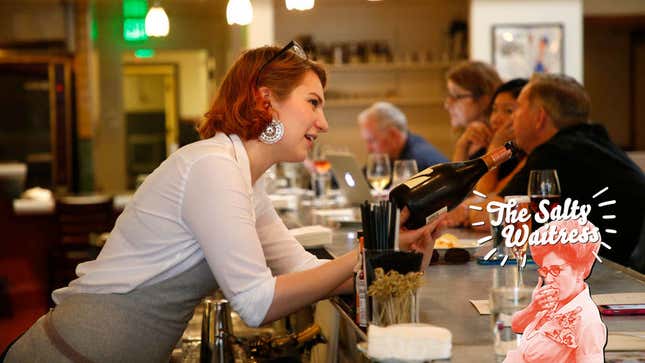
[2,43,441,362]
[504,219,607,363]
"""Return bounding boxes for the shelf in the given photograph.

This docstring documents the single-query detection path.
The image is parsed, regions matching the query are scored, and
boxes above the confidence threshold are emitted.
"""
[323,61,453,73]
[325,96,444,108]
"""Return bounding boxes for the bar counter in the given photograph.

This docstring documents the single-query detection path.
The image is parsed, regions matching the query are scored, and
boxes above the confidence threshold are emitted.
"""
[324,228,645,362]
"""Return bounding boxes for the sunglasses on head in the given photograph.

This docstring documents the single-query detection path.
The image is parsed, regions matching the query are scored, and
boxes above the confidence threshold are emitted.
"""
[537,264,569,278]
[255,40,308,88]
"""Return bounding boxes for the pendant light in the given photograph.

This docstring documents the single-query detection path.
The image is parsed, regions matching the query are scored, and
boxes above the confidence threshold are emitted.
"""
[285,0,314,11]
[226,0,254,25]
[145,2,169,37]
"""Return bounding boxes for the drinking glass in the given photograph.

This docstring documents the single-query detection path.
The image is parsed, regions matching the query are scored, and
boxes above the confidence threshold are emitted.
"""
[310,143,332,205]
[488,209,505,260]
[392,159,418,187]
[490,285,532,362]
[528,169,561,231]
[503,195,531,287]
[366,153,391,198]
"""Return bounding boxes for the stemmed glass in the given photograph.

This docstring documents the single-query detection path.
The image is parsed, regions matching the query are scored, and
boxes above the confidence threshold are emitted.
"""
[366,153,391,199]
[528,169,561,232]
[310,143,332,205]
[391,159,418,187]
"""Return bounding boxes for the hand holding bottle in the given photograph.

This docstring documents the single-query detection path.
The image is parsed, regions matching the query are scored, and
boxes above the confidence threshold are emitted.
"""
[398,207,446,271]
[398,208,445,261]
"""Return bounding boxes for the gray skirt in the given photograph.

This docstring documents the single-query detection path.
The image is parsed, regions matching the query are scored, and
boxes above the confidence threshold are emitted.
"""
[5,259,218,363]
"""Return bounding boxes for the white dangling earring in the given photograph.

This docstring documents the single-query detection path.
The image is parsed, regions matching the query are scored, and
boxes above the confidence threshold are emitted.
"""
[259,118,284,144]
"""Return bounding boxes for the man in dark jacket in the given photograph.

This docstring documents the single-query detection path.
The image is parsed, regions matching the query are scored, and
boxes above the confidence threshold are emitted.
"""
[499,74,645,267]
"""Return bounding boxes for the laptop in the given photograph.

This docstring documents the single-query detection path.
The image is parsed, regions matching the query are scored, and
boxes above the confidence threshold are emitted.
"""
[326,151,374,205]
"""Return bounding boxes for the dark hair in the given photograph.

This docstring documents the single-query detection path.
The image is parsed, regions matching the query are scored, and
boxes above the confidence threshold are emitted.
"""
[492,78,528,101]
[446,61,502,99]
[487,78,528,119]
[527,73,590,129]
[197,45,327,140]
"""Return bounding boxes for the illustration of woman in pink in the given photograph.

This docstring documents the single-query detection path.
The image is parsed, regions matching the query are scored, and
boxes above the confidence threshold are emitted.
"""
[504,219,607,363]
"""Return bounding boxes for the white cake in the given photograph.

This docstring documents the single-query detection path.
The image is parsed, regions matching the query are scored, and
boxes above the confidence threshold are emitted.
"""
[368,323,452,361]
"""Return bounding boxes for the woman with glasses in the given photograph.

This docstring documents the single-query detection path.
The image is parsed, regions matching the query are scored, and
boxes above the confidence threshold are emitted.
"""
[504,219,606,363]
[3,43,442,362]
[444,61,502,162]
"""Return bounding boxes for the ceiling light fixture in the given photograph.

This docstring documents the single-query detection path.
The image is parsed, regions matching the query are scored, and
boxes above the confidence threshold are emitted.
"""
[285,0,314,11]
[226,0,254,25]
[145,2,169,37]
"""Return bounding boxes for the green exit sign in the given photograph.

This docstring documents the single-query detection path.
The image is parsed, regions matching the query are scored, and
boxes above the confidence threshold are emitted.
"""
[123,0,148,42]
[123,0,148,17]
[124,18,147,42]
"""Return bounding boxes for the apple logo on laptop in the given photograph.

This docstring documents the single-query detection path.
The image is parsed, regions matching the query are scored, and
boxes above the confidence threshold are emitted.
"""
[344,172,356,188]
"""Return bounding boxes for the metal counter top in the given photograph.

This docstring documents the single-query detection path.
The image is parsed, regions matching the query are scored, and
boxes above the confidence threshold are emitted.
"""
[325,228,645,362]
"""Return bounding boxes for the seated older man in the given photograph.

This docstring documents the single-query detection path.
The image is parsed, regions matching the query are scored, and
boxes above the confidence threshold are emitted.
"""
[358,102,447,172]
[446,74,645,268]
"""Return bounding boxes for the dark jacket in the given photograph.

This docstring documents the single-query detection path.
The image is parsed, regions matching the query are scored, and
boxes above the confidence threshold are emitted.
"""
[501,123,645,267]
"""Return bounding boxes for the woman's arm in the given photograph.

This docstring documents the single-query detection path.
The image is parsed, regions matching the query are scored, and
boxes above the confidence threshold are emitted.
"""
[183,156,356,327]
[493,157,527,194]
[475,120,516,193]
[262,249,357,324]
[510,304,540,333]
[474,169,500,195]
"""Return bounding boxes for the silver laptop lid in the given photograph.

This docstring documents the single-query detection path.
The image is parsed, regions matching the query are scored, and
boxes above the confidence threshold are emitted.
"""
[326,151,374,206]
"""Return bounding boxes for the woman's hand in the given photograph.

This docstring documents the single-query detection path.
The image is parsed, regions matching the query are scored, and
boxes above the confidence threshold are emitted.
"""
[457,121,493,148]
[511,277,560,333]
[398,207,446,271]
[529,277,559,313]
[489,119,514,149]
[439,202,470,228]
[398,207,445,253]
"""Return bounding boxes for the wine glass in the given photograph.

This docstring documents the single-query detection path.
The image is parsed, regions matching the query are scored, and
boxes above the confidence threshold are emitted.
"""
[366,153,391,198]
[528,169,561,231]
[504,195,531,287]
[310,143,332,205]
[392,159,418,187]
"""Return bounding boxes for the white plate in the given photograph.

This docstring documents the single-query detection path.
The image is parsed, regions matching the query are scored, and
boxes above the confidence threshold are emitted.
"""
[434,238,479,253]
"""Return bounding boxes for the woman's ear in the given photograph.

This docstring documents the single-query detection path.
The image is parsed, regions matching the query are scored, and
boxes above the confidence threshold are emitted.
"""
[257,86,275,111]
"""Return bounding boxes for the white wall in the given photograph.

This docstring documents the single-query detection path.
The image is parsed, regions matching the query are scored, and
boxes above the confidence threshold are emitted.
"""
[470,0,583,82]
[248,0,275,48]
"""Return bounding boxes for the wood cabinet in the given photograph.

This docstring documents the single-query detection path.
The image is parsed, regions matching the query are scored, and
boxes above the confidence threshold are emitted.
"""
[0,53,76,193]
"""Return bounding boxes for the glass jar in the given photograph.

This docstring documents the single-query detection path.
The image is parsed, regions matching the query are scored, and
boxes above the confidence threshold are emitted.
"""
[371,288,419,326]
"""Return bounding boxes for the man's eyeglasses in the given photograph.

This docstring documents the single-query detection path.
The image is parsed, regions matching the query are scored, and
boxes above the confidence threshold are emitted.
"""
[537,264,569,278]
[445,93,475,101]
[255,40,308,88]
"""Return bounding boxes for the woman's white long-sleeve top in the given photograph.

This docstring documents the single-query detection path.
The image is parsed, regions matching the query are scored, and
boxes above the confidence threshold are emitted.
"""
[52,133,323,327]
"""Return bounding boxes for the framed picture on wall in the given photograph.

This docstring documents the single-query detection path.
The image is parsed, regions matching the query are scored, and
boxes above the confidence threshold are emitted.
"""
[492,23,564,80]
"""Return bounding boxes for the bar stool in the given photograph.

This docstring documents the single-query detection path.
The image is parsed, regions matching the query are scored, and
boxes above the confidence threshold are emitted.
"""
[49,195,114,297]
